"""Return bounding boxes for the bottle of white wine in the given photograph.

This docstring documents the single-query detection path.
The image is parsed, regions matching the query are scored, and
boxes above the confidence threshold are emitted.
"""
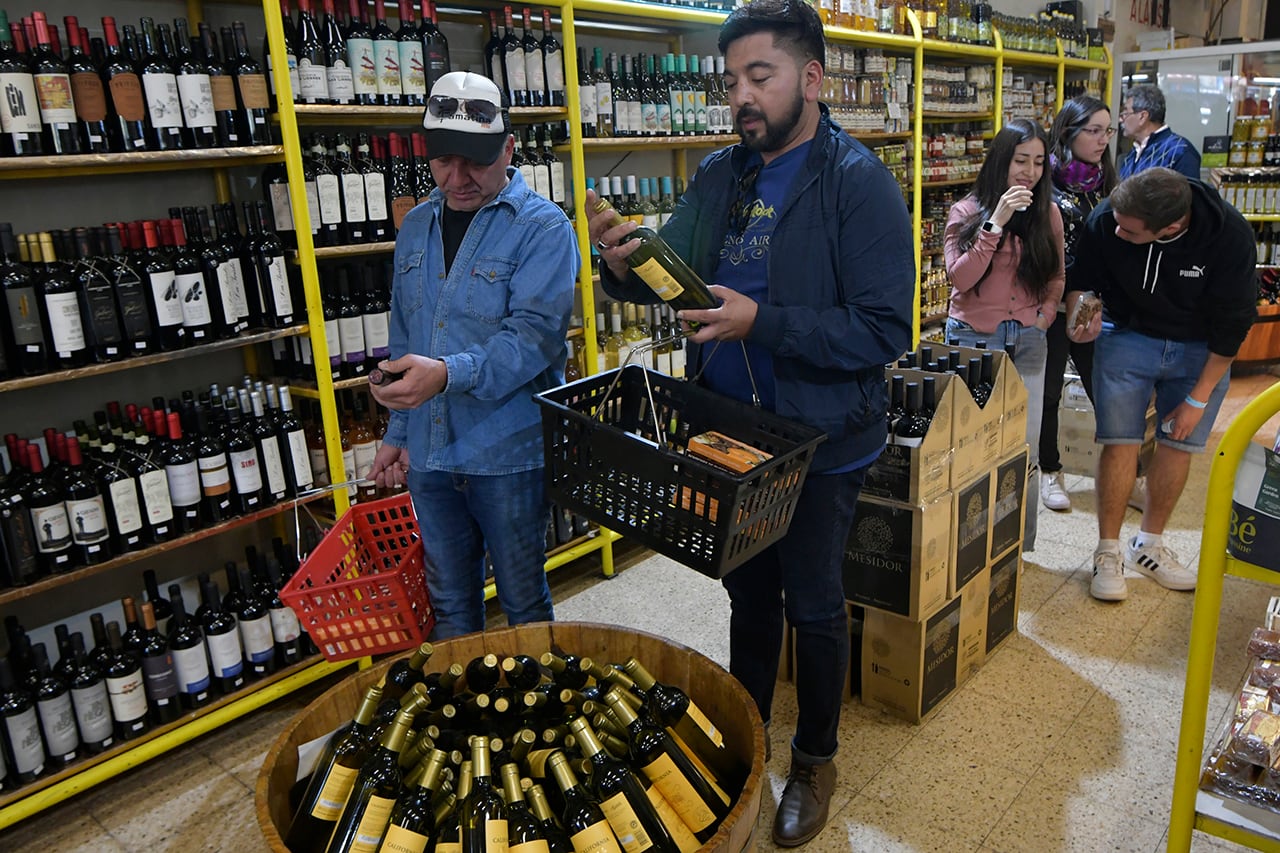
[591,197,716,312]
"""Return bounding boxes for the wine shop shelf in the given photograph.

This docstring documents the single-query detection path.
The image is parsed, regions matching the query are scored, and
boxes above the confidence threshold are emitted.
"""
[0,325,308,395]
[289,375,371,398]
[920,38,998,59]
[850,131,914,142]
[824,24,921,52]
[285,105,566,126]
[1000,48,1062,67]
[572,0,727,29]
[563,133,741,153]
[294,241,398,262]
[0,145,285,181]
[0,491,331,607]
[922,176,978,188]
[920,310,949,327]
[1062,55,1110,70]
[1245,214,1280,223]
[920,111,994,122]
[0,655,351,830]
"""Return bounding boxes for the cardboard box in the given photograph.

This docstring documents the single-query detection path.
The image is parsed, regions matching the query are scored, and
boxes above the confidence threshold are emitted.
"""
[777,604,863,702]
[1000,357,1029,454]
[862,594,963,723]
[1059,404,1156,478]
[951,470,992,596]
[986,544,1022,657]
[844,493,952,622]
[958,564,990,681]
[941,345,1006,474]
[865,369,956,505]
[990,446,1028,560]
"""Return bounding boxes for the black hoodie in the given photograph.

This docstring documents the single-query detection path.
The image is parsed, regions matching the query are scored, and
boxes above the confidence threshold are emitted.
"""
[1070,179,1257,357]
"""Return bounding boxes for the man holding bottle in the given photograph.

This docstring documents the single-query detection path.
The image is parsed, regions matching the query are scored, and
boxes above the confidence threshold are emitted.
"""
[587,0,914,845]
[369,71,578,639]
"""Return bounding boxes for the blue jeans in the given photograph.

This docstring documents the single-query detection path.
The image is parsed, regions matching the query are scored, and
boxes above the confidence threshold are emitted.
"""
[945,318,1047,550]
[721,466,867,762]
[407,467,553,639]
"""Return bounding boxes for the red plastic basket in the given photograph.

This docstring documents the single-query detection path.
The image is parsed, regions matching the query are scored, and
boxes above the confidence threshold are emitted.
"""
[280,493,434,661]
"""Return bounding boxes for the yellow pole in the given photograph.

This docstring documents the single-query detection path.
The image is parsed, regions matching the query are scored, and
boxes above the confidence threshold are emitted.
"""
[560,1,599,377]
[907,8,924,348]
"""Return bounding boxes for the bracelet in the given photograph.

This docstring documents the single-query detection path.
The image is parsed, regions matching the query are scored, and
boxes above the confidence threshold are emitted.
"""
[1184,395,1207,409]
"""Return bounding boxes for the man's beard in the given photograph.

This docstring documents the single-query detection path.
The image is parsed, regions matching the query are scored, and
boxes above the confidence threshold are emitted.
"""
[735,91,805,153]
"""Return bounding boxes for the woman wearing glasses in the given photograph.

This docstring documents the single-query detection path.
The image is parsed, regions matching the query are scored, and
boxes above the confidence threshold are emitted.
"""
[1039,95,1118,512]
[944,118,1065,552]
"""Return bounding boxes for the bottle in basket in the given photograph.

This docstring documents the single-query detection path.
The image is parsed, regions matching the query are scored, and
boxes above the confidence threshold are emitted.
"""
[591,196,717,312]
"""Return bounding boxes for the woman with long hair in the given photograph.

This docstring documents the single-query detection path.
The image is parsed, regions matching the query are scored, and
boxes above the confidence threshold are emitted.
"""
[945,118,1065,552]
[1039,96,1118,512]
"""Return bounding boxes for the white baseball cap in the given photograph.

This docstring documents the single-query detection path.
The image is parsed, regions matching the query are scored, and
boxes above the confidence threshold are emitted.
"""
[422,72,508,165]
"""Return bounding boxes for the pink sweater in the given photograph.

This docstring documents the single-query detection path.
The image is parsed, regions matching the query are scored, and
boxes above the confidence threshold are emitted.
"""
[944,196,1064,334]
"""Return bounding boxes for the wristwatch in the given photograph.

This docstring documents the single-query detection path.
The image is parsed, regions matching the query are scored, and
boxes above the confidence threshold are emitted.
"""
[982,220,1002,234]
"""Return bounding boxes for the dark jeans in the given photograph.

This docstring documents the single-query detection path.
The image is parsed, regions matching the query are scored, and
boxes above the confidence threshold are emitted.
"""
[721,465,867,762]
[1039,310,1095,473]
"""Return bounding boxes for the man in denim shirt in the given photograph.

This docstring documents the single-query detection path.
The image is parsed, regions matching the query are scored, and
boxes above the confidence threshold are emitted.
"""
[369,72,579,639]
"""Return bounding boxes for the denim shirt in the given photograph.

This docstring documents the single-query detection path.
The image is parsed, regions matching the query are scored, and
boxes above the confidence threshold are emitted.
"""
[382,168,579,475]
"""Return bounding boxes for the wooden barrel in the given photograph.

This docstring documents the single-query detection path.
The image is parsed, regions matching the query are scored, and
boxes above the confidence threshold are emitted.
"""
[255,621,765,852]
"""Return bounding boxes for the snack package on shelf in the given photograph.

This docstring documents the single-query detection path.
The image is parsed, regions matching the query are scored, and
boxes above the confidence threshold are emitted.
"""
[1227,710,1280,768]
[1251,659,1280,689]
[1249,627,1280,661]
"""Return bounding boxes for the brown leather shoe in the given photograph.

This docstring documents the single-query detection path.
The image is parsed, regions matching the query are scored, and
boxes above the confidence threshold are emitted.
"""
[771,756,837,847]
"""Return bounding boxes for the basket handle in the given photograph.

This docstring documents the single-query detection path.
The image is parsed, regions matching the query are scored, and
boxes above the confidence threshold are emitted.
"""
[289,479,374,565]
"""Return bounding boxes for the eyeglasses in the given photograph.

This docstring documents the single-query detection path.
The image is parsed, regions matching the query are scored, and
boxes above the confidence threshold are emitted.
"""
[427,95,500,125]
[728,164,762,236]
[1080,125,1116,138]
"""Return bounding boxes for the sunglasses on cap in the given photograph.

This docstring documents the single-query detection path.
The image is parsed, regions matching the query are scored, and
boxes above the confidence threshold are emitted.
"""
[428,94,500,125]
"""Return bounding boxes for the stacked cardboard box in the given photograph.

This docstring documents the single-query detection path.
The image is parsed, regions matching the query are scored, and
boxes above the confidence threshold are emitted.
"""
[1058,377,1156,478]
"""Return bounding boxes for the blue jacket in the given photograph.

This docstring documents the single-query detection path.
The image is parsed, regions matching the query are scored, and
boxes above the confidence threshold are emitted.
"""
[1118,126,1201,180]
[602,106,915,470]
[383,169,579,474]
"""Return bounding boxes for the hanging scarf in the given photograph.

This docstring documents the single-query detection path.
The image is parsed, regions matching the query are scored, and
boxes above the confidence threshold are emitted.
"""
[1051,153,1104,194]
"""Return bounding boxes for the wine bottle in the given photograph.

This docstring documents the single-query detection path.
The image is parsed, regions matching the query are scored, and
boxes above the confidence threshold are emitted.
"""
[193,207,248,337]
[411,132,434,203]
[138,18,185,150]
[120,596,146,653]
[381,747,449,852]
[33,232,88,369]
[224,394,266,514]
[540,652,588,690]
[172,18,217,149]
[436,758,472,853]
[66,229,120,364]
[23,444,75,574]
[420,0,449,91]
[27,643,77,766]
[499,4,526,108]
[200,23,239,147]
[102,621,148,740]
[484,11,506,98]
[0,466,41,587]
[262,555,304,666]
[372,0,401,106]
[385,642,433,700]
[64,440,111,565]
[893,381,928,447]
[246,390,289,505]
[307,136,344,246]
[138,600,180,724]
[229,23,270,145]
[192,403,234,523]
[547,750,623,853]
[233,566,275,678]
[159,409,201,533]
[0,654,45,782]
[97,17,147,152]
[332,134,367,243]
[97,225,152,356]
[1,223,49,375]
[66,632,114,753]
[295,0,331,104]
[590,198,716,312]
[520,8,544,109]
[141,219,187,350]
[96,434,144,553]
[28,13,81,155]
[0,13,44,156]
[319,0,353,105]
[128,421,175,544]
[199,575,246,694]
[167,584,212,709]
[277,385,315,495]
[459,734,509,853]
[388,133,415,232]
[526,782,573,853]
[266,0,300,109]
[61,16,110,153]
[345,0,378,105]
[395,0,425,106]
[249,201,297,326]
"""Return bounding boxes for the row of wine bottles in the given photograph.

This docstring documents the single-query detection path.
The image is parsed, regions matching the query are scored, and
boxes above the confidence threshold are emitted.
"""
[0,12,271,157]
[577,46,733,139]
[0,549,316,788]
[286,645,747,852]
[0,378,318,585]
[895,342,1003,408]
[0,203,296,380]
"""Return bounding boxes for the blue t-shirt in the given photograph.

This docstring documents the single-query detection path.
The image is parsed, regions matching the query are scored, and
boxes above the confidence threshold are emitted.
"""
[700,142,811,412]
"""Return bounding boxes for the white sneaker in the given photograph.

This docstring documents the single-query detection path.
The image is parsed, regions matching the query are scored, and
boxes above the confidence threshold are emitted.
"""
[1041,471,1071,511]
[1091,551,1128,601]
[1128,476,1148,512]
[1124,537,1197,591]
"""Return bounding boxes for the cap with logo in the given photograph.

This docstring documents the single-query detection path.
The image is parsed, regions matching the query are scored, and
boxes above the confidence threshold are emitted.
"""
[421,71,509,166]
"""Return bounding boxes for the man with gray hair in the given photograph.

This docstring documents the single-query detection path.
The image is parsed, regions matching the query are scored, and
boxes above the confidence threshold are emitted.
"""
[1118,84,1201,179]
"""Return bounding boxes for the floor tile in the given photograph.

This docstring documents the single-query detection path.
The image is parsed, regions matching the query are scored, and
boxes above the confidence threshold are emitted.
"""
[0,811,127,852]
[962,637,1099,723]
[983,774,1168,853]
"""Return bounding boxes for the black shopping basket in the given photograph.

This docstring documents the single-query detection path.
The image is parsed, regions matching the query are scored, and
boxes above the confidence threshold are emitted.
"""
[536,363,825,578]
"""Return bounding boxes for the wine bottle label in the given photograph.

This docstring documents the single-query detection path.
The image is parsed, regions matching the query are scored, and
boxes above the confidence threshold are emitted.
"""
[177,73,216,129]
[600,791,654,853]
[376,42,401,95]
[210,75,237,112]
[339,316,366,362]
[324,318,342,368]
[532,165,549,199]
[139,468,175,524]
[526,52,545,95]
[141,651,179,702]
[108,73,147,121]
[628,102,643,136]
[342,173,368,223]
[6,285,45,346]
[172,642,212,694]
[694,92,708,132]
[639,754,714,832]
[595,82,612,122]
[644,786,700,853]
[107,478,145,535]
[269,183,296,232]
[348,39,378,95]
[45,291,87,355]
[37,692,79,757]
[238,73,270,110]
[0,498,38,581]
[114,268,152,341]
[549,162,566,204]
[239,614,274,662]
[364,172,388,221]
[656,102,672,135]
[482,818,509,852]
[509,840,550,853]
[507,50,527,91]
[304,179,323,233]
[342,446,356,496]
[216,260,250,327]
[106,668,149,723]
[143,72,184,128]
[397,42,425,95]
[546,49,565,92]
[287,429,315,489]
[670,346,685,379]
[351,793,397,851]
[269,603,301,643]
[363,312,390,359]
[570,819,621,853]
[149,270,185,328]
[165,460,202,507]
[392,195,416,230]
[67,494,109,544]
[579,81,597,125]
[665,728,729,805]
[668,91,683,133]
[206,628,244,676]
[379,823,429,853]
[641,102,658,135]
[352,439,377,481]
[311,762,359,820]
[297,58,329,101]
[198,453,232,495]
[0,72,42,133]
[33,72,76,123]
[265,257,295,319]
[317,174,343,225]
[70,71,109,122]
[3,706,45,775]
[437,841,462,853]
[631,258,686,302]
[71,681,113,743]
[30,502,73,554]
[259,437,288,496]
[176,271,213,328]
[230,447,264,497]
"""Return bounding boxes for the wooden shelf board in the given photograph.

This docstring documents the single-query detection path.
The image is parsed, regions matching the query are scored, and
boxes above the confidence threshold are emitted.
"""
[0,325,308,395]
[823,25,920,51]
[920,310,949,326]
[921,111,993,122]
[295,242,398,262]
[849,130,913,141]
[0,145,284,180]
[921,39,998,59]
[285,105,565,125]
[0,492,331,606]
[565,133,739,152]
[289,375,371,398]
[922,177,976,188]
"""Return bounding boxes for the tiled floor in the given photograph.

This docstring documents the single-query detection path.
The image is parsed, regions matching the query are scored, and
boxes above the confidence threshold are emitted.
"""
[4,372,1280,852]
